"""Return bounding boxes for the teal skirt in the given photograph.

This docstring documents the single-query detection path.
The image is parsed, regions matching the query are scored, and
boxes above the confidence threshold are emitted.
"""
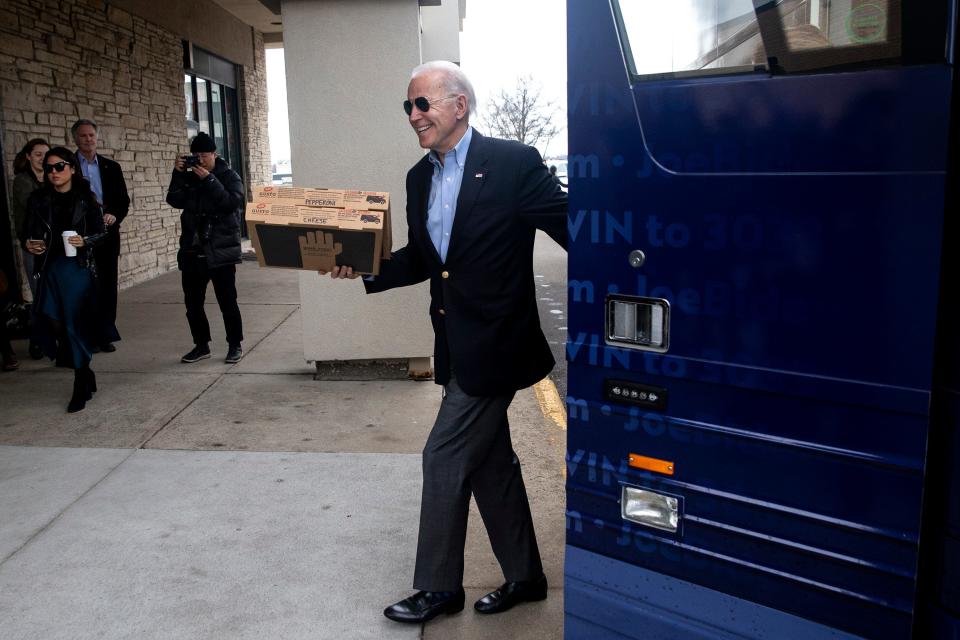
[33,256,120,369]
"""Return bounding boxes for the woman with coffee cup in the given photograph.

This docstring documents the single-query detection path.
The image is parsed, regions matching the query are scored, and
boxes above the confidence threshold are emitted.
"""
[20,147,120,412]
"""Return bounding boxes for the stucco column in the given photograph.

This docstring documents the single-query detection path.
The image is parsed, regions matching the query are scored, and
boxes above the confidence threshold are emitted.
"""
[281,0,433,364]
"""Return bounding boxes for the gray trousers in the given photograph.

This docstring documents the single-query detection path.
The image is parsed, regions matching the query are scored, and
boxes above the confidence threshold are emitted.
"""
[413,377,543,591]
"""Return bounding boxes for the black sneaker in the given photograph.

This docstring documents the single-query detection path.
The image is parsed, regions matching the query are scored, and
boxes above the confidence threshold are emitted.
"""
[224,344,242,364]
[181,345,211,363]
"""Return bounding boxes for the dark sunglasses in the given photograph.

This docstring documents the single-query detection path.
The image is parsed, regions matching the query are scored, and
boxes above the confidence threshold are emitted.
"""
[43,161,72,174]
[403,94,457,116]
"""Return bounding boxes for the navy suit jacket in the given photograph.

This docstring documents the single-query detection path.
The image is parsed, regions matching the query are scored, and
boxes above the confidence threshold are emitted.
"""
[365,130,568,396]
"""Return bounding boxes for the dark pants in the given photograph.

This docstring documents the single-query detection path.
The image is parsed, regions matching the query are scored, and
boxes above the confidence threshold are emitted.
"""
[22,249,37,300]
[413,377,543,591]
[0,312,12,359]
[181,259,243,347]
[94,228,121,328]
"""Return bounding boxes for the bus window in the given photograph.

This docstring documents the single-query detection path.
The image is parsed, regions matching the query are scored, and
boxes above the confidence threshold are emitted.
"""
[781,0,893,48]
[754,0,902,72]
[615,0,910,79]
[614,0,767,79]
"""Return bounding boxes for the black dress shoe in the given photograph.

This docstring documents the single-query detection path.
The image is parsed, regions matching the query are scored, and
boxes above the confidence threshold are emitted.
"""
[383,588,465,623]
[99,342,116,353]
[474,574,548,614]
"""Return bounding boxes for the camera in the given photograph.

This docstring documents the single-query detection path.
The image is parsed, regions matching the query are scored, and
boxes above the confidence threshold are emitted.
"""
[182,155,201,169]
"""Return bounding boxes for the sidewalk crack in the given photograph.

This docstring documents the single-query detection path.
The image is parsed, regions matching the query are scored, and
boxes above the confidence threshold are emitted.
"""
[0,449,138,568]
[137,305,299,447]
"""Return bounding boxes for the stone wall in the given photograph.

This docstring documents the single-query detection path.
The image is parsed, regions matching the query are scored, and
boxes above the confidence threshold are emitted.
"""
[1,0,184,288]
[239,29,272,194]
[1,0,270,290]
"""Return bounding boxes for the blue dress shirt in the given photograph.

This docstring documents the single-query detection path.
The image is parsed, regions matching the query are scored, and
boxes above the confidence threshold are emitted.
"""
[426,127,472,263]
[78,153,103,206]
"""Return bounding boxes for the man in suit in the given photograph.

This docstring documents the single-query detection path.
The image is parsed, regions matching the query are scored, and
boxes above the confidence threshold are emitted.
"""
[73,119,130,352]
[326,60,567,624]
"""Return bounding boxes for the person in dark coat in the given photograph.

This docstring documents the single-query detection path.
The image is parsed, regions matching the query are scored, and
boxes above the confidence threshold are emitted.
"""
[325,60,568,624]
[12,139,50,293]
[11,138,50,359]
[1,210,21,370]
[0,307,17,371]
[20,147,120,412]
[548,164,566,188]
[73,119,130,353]
[165,132,245,365]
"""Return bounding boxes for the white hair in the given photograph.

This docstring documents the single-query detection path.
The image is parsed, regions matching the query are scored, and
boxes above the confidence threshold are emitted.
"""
[411,60,477,115]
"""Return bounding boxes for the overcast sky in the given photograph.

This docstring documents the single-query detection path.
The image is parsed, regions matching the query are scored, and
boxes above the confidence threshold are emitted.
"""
[460,0,567,158]
[266,0,567,167]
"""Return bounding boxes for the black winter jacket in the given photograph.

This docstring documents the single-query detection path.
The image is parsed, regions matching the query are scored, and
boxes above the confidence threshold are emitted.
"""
[166,157,244,269]
[19,187,108,275]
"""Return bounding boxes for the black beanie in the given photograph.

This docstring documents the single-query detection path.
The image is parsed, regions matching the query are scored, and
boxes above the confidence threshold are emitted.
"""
[190,132,216,153]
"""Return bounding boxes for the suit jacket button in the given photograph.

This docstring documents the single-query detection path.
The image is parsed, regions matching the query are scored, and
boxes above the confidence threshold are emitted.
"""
[441,270,449,279]
[439,308,445,315]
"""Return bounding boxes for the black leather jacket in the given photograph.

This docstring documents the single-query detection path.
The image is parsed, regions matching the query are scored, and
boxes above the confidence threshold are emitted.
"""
[20,187,107,275]
[166,157,244,269]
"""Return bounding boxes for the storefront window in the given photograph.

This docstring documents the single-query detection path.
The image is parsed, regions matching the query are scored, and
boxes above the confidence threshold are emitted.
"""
[184,74,198,139]
[182,43,243,179]
[183,42,246,234]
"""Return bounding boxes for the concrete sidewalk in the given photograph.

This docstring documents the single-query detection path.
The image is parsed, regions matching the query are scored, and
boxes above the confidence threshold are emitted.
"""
[0,262,567,639]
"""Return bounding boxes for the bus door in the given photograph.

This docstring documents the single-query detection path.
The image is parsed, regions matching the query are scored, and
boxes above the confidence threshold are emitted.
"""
[564,2,955,638]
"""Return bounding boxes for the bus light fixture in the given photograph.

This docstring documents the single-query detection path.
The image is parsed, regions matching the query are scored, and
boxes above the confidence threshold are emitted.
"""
[621,486,679,533]
[628,453,675,475]
[605,295,670,352]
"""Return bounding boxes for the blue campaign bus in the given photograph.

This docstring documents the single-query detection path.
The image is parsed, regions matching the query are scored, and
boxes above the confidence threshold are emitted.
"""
[564,1,960,638]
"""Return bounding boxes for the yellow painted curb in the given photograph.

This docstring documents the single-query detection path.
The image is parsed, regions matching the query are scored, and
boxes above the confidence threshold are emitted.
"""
[534,377,567,431]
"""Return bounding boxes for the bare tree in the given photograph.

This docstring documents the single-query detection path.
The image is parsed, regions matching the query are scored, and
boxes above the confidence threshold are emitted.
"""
[480,75,560,151]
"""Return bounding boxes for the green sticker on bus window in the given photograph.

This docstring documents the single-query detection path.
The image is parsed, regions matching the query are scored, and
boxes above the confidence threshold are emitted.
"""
[846,3,887,44]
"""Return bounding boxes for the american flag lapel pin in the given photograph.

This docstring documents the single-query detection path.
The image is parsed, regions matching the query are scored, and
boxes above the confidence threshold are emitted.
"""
[474,171,484,179]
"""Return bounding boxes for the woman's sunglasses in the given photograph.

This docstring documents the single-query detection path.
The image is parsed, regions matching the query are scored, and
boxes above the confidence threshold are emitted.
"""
[43,161,72,174]
[403,94,458,116]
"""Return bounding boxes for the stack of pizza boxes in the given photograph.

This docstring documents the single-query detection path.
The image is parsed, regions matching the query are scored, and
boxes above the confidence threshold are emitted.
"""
[246,186,392,275]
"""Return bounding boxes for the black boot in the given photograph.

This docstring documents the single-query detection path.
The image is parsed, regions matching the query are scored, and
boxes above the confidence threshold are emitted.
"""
[80,365,93,400]
[68,368,88,413]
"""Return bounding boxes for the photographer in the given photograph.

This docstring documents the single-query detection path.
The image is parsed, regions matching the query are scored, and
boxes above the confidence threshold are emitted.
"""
[166,133,245,364]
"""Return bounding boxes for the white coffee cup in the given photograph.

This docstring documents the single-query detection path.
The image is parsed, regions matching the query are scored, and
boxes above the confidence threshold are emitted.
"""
[62,230,78,257]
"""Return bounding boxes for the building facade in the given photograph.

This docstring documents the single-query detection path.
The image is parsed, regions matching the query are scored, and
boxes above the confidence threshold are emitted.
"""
[1,0,271,290]
[2,0,466,368]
